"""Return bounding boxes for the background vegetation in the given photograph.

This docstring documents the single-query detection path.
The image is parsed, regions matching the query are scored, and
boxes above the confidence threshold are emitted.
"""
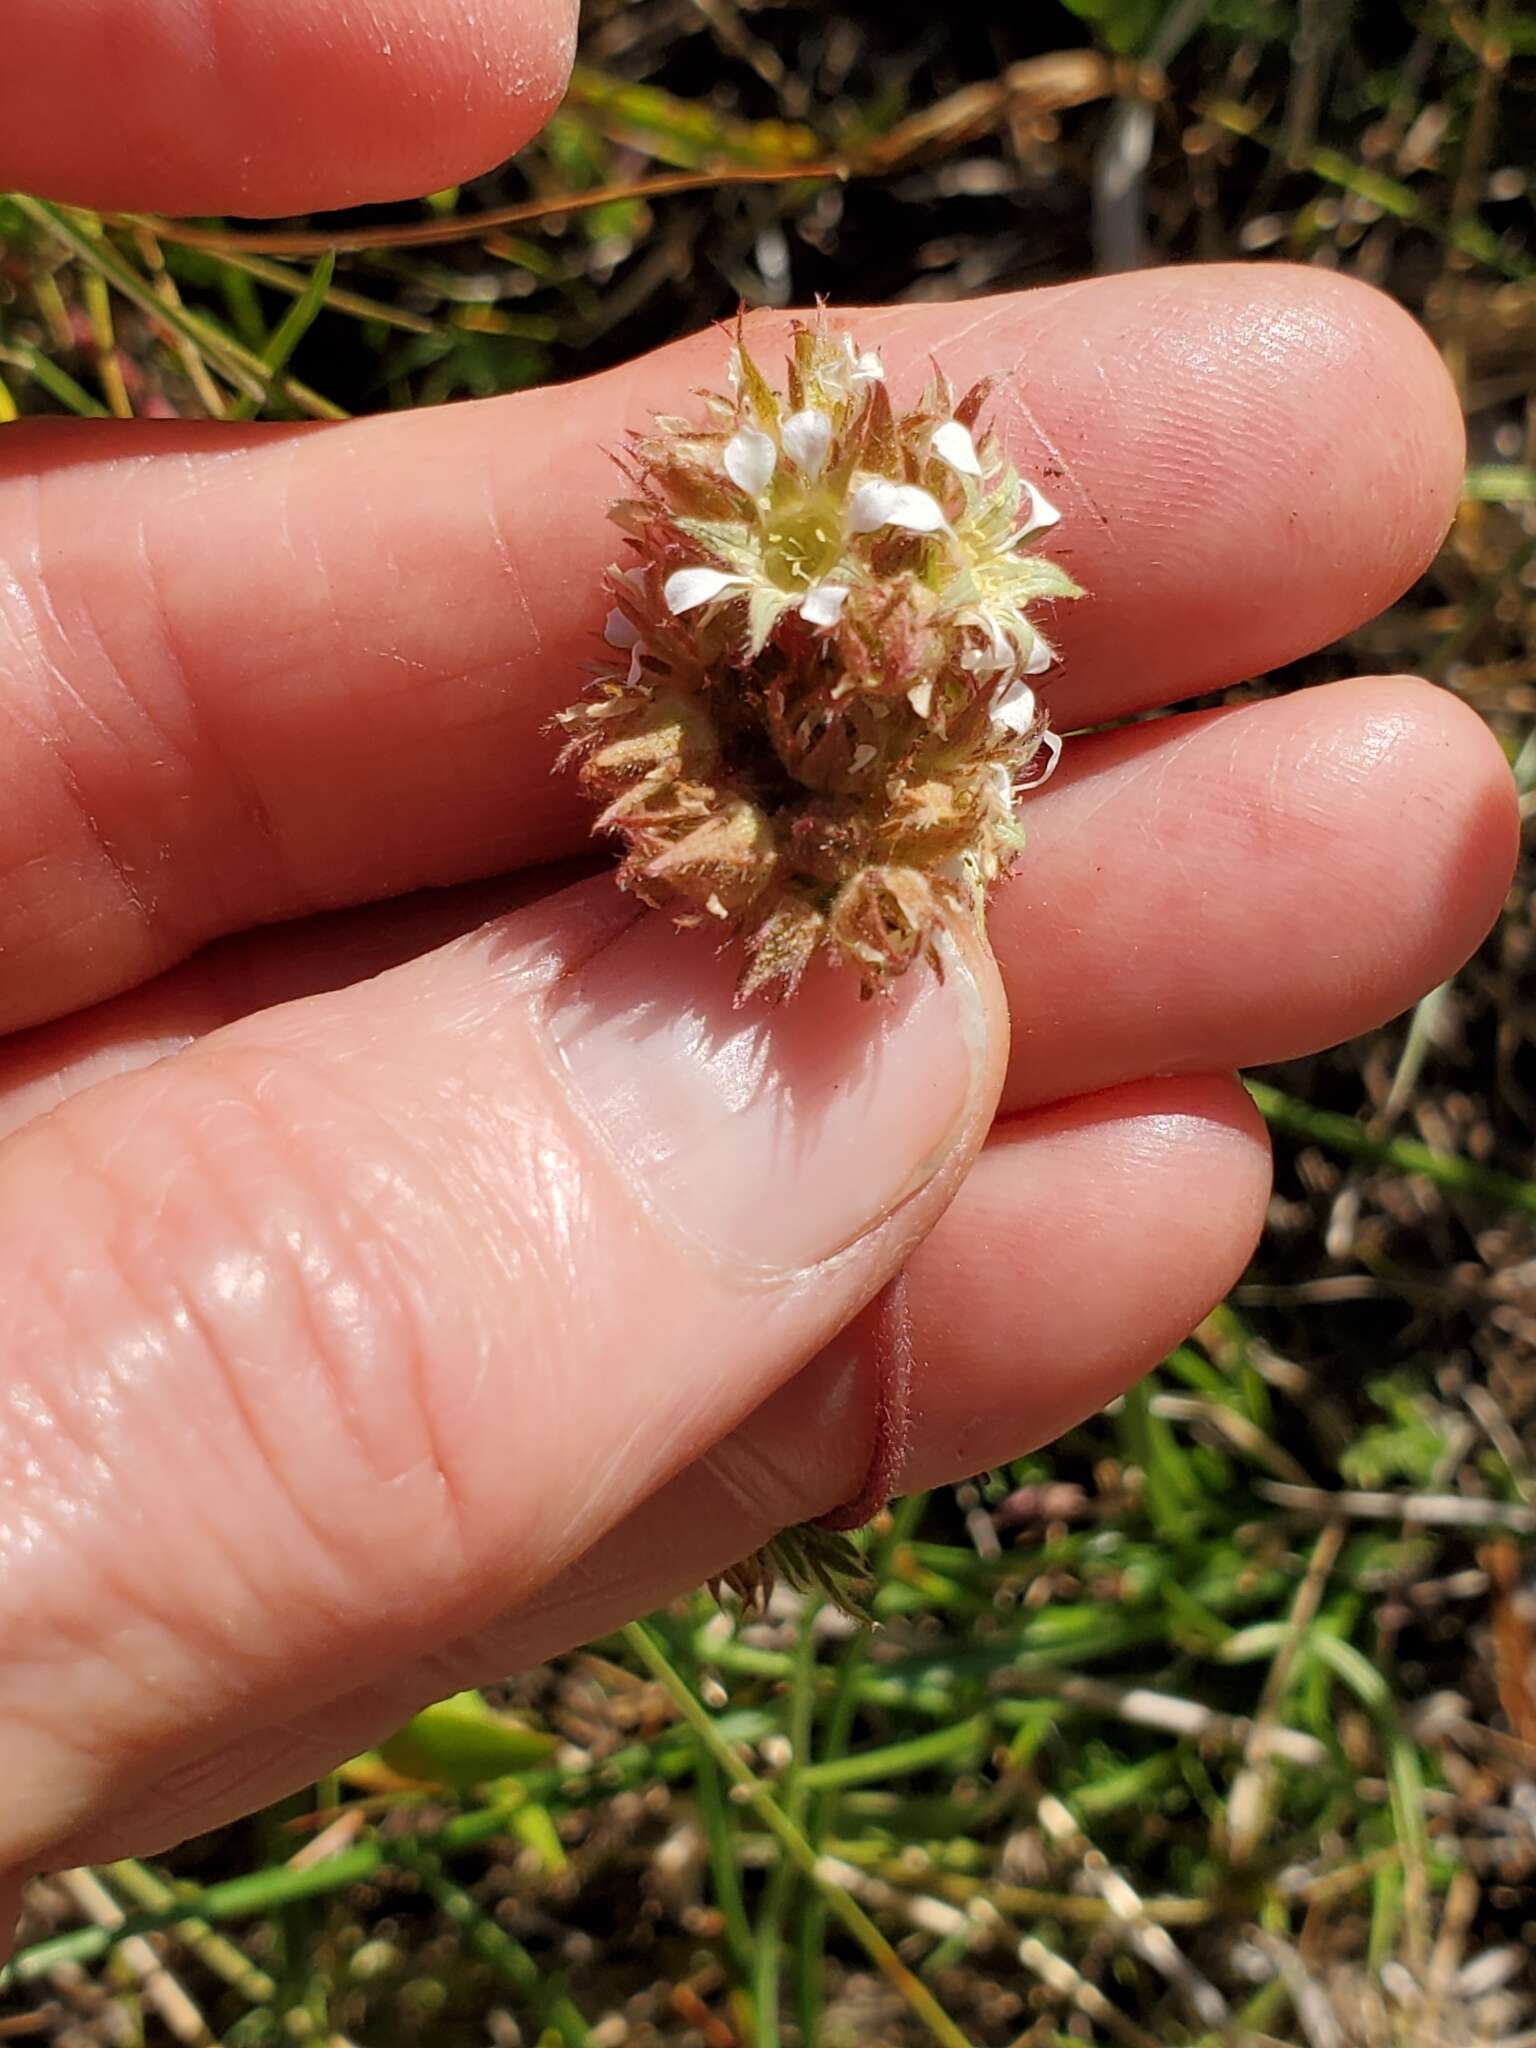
[3,1,1536,2041]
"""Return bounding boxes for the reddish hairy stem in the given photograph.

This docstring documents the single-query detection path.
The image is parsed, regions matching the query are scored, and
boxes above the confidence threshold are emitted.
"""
[815,1273,915,1533]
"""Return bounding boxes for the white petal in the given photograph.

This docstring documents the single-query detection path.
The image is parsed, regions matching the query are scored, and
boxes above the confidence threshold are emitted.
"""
[1024,630,1056,676]
[798,580,850,628]
[664,566,746,614]
[821,337,884,402]
[1018,481,1062,537]
[723,427,776,498]
[989,763,1016,811]
[991,678,1037,736]
[1017,728,1063,791]
[781,407,832,478]
[850,743,877,774]
[960,612,1012,679]
[931,419,982,478]
[625,642,646,687]
[846,480,948,536]
[604,605,641,649]
[906,681,934,718]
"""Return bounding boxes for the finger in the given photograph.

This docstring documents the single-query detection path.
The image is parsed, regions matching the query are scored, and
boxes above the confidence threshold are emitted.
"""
[2,0,577,215]
[34,1073,1268,1867]
[503,1075,1272,1654]
[0,872,576,1137]
[0,876,1005,1873]
[0,266,1463,1031]
[993,674,1519,1113]
[0,678,1513,1141]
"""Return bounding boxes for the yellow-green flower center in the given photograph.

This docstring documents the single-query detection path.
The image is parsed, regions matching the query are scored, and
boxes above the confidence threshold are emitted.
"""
[761,492,841,589]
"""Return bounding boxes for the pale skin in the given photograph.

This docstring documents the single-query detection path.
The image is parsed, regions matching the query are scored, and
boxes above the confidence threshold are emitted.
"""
[0,0,1521,1938]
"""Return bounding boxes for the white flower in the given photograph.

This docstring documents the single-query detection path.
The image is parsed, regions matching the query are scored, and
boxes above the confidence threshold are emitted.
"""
[931,419,983,478]
[846,479,948,536]
[665,565,746,613]
[798,581,850,628]
[781,407,832,478]
[991,678,1037,737]
[959,613,1013,681]
[822,334,886,401]
[1024,629,1056,676]
[1014,482,1062,540]
[961,610,1056,687]
[603,601,648,682]
[723,427,776,498]
[1016,728,1063,790]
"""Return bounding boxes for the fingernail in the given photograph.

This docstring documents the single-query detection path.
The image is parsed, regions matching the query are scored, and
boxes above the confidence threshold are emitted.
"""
[544,908,986,1273]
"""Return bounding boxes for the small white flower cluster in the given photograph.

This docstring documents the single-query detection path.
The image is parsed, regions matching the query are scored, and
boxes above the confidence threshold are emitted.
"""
[657,378,1066,795]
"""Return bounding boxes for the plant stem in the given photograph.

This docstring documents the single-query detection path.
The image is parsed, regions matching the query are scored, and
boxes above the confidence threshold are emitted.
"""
[752,1594,820,2047]
[622,1619,977,2048]
[1248,1080,1536,1215]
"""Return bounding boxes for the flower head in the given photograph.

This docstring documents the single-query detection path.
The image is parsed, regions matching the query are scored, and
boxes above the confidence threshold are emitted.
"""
[556,316,1084,1001]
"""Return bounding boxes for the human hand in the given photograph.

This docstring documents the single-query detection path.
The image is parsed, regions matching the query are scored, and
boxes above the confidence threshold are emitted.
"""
[0,0,1518,1920]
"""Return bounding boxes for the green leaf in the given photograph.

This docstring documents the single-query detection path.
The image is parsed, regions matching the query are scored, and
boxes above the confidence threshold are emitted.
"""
[1057,0,1167,56]
[376,1690,557,1790]
[510,1801,568,1873]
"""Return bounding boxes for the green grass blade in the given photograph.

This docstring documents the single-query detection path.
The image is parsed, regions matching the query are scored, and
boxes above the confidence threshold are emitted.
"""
[1248,1079,1536,1215]
[10,195,346,419]
[623,1620,978,2048]
[0,339,111,416]
[228,252,336,421]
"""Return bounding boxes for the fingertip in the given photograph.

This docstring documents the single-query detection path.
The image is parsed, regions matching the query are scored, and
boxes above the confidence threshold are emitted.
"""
[2,0,580,215]
[764,263,1465,720]
[993,677,1516,1114]
[1342,674,1520,961]
[973,1070,1272,1258]
[1134,263,1466,649]
[897,1073,1272,1484]
[1266,265,1466,588]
